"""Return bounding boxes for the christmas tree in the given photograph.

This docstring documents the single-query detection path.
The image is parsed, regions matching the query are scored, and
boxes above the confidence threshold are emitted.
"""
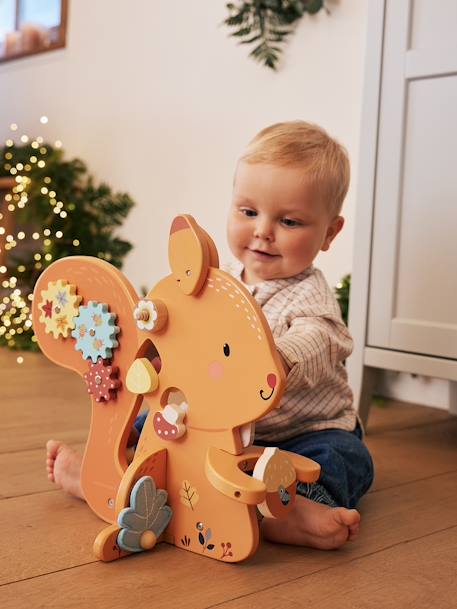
[0,127,135,351]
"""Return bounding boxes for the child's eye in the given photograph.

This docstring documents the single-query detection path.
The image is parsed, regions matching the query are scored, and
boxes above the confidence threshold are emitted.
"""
[240,208,257,217]
[281,217,302,228]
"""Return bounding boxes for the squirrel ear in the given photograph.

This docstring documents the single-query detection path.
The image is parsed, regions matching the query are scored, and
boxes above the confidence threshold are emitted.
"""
[197,226,219,269]
[168,215,217,295]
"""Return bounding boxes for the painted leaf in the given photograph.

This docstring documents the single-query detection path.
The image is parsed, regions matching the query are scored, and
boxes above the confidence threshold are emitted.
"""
[207,544,215,551]
[205,528,212,543]
[198,532,205,546]
[179,479,199,510]
[117,476,172,553]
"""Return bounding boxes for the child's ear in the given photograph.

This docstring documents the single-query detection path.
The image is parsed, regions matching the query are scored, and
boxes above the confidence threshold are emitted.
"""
[321,216,345,252]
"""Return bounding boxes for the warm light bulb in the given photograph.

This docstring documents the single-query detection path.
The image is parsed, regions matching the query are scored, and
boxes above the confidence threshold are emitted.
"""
[40,116,48,124]
[10,123,18,131]
[20,135,29,143]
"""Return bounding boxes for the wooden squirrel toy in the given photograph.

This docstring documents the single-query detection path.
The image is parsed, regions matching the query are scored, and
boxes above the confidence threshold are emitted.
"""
[32,214,320,563]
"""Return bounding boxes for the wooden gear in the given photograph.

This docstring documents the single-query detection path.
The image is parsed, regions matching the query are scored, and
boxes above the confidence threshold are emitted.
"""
[32,214,320,563]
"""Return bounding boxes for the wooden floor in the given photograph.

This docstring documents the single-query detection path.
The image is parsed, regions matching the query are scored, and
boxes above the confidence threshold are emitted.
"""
[2,350,457,608]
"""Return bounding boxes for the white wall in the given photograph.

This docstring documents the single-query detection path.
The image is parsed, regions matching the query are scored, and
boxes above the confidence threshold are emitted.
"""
[0,0,368,292]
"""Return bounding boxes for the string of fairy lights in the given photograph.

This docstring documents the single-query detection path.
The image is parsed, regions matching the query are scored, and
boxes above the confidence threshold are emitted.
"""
[0,118,78,363]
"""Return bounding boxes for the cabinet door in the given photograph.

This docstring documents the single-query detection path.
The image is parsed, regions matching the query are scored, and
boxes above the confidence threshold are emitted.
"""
[367,0,457,359]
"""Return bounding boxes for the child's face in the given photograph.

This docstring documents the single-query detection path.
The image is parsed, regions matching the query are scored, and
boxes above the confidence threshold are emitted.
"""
[227,162,344,284]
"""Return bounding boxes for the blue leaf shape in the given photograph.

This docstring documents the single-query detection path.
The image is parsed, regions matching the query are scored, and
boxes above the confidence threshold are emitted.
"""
[117,476,172,553]
[205,528,212,542]
[198,532,205,545]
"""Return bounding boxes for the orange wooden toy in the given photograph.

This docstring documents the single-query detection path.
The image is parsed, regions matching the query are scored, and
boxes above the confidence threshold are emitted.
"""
[32,214,320,563]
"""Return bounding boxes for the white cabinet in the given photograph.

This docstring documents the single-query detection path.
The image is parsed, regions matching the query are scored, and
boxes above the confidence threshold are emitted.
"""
[348,0,457,424]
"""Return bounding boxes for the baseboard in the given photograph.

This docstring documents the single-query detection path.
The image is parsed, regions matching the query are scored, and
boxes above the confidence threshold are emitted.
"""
[375,370,452,411]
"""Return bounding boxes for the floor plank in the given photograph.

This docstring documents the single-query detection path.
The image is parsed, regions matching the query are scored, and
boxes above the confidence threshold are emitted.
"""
[2,350,457,608]
[1,443,86,499]
[366,418,457,491]
[0,352,89,453]
[3,470,457,598]
[215,526,457,609]
[366,400,454,434]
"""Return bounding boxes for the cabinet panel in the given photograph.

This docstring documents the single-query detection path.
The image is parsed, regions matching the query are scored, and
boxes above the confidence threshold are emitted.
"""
[367,1,457,360]
[396,76,457,326]
[410,0,457,51]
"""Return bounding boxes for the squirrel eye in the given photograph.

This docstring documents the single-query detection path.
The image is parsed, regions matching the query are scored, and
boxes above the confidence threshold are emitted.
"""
[223,343,230,357]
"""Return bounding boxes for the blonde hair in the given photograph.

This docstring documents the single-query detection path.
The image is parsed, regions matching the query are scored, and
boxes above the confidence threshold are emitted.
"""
[240,121,350,216]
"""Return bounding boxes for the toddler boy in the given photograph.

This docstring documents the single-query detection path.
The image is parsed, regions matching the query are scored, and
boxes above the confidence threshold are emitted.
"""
[46,121,374,550]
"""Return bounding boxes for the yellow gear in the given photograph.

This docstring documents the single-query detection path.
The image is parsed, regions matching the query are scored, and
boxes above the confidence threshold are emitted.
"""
[38,279,82,338]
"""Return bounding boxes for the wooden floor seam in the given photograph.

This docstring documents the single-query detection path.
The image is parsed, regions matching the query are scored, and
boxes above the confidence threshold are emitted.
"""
[206,523,457,609]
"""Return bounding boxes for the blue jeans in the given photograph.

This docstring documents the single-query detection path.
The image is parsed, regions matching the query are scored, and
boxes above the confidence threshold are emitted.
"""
[255,423,374,509]
[133,414,374,509]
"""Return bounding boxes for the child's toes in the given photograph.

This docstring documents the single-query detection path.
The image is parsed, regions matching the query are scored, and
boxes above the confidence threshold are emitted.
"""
[337,508,360,528]
[46,439,61,460]
[45,439,62,483]
[348,522,360,541]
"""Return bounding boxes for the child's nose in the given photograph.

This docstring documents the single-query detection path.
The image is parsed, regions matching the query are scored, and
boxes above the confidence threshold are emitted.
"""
[254,219,274,241]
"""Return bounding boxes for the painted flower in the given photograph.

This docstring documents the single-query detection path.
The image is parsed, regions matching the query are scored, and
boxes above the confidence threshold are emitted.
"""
[133,300,159,331]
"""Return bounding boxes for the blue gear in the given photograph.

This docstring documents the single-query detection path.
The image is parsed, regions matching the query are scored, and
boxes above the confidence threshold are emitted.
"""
[71,301,120,362]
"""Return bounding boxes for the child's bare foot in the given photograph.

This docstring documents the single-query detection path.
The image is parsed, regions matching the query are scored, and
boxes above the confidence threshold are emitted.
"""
[261,495,360,550]
[46,440,85,500]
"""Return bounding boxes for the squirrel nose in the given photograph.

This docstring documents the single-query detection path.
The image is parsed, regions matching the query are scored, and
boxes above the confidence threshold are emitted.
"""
[267,373,276,388]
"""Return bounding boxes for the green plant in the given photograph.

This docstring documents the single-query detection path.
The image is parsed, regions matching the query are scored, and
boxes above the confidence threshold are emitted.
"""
[224,0,326,70]
[0,141,135,351]
[335,273,350,325]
